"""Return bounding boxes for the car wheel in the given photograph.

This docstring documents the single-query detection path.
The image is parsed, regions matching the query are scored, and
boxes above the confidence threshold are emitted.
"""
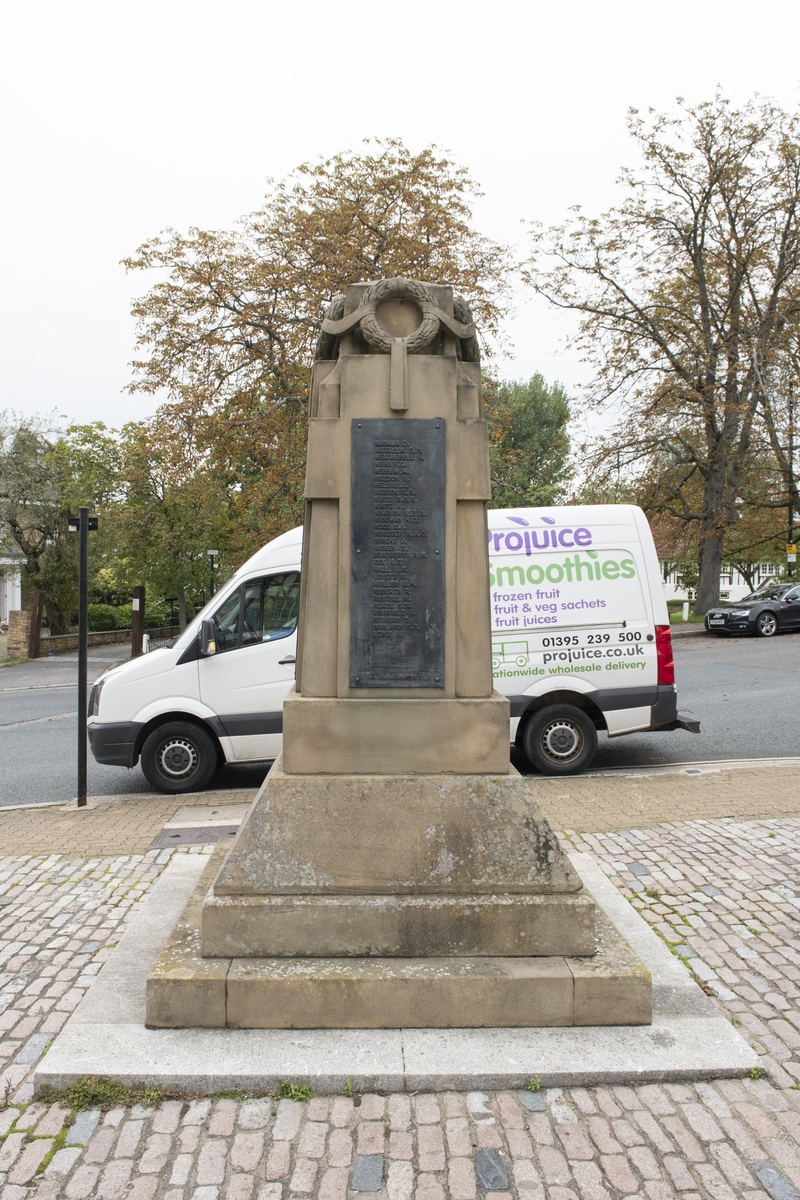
[140,721,219,793]
[521,704,598,776]
[755,611,778,638]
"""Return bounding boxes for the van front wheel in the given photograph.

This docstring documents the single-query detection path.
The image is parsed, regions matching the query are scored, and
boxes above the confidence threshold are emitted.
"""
[521,705,598,776]
[141,721,218,793]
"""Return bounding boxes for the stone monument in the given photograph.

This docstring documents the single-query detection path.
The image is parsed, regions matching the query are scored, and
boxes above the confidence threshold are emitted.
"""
[147,278,651,1029]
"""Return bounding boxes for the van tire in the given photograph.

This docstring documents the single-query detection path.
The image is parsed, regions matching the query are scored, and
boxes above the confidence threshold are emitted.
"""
[140,721,218,793]
[521,704,597,776]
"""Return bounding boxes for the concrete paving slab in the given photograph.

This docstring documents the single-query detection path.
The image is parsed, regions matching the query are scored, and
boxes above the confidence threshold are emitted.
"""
[164,804,252,828]
[37,1025,407,1094]
[582,755,800,778]
[400,1014,756,1089]
[35,848,758,1094]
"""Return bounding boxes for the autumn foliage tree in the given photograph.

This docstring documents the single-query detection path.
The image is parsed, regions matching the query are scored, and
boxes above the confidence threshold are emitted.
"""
[124,139,512,558]
[525,96,800,612]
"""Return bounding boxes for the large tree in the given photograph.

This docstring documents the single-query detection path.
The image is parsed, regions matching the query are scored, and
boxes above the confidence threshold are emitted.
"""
[113,414,232,627]
[524,95,800,611]
[0,416,121,633]
[485,374,571,507]
[0,413,61,582]
[123,139,513,558]
[125,140,511,405]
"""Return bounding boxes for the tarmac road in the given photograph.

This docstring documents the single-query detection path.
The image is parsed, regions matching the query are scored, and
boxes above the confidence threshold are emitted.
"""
[537,625,800,775]
[1,630,798,806]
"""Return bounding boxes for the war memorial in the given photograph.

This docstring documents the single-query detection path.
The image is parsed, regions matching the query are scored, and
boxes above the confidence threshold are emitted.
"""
[37,279,754,1091]
[140,278,647,1031]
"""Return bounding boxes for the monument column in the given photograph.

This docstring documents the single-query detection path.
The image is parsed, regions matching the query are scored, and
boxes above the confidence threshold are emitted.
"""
[147,278,652,1031]
[285,278,508,774]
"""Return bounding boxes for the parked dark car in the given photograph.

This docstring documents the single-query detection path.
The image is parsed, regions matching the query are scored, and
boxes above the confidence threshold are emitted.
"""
[705,583,800,637]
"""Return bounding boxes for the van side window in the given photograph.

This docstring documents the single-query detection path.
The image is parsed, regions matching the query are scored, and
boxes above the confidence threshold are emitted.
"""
[211,574,301,653]
[211,587,242,652]
[241,573,301,645]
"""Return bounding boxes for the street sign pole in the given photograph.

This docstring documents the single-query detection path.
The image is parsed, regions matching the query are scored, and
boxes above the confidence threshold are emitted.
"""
[69,508,97,809]
[77,507,89,808]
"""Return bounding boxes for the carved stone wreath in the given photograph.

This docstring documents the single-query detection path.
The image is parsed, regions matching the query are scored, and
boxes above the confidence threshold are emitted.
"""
[316,277,478,361]
[358,278,440,353]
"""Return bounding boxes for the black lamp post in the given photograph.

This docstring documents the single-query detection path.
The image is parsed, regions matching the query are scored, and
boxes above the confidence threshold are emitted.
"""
[68,509,98,808]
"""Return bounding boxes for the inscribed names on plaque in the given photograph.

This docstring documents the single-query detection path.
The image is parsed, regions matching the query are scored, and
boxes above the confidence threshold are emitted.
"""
[351,418,445,687]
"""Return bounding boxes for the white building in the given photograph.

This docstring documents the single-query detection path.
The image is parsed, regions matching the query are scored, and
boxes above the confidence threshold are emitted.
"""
[661,561,781,603]
[0,553,23,627]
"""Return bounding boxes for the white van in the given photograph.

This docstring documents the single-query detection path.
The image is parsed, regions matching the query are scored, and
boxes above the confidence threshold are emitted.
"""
[88,505,697,791]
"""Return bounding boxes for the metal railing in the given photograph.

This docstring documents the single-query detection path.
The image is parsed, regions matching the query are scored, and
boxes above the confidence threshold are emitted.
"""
[143,625,182,652]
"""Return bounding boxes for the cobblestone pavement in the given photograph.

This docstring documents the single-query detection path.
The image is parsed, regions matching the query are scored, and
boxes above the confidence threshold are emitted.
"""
[1,795,800,1197]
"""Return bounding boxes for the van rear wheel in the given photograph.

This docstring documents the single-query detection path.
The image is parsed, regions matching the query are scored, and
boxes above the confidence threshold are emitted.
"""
[521,704,597,776]
[141,721,218,793]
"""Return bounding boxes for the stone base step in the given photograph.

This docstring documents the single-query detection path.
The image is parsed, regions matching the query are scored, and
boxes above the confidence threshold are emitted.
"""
[147,851,651,1030]
[201,889,596,958]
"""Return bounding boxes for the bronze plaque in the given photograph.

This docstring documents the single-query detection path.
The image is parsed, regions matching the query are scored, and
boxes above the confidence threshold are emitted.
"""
[351,419,445,687]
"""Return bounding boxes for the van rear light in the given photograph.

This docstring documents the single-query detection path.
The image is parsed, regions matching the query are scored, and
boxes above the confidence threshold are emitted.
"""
[655,625,675,685]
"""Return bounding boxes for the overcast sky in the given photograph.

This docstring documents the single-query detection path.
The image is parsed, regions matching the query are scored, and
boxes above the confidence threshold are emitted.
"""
[2,0,800,428]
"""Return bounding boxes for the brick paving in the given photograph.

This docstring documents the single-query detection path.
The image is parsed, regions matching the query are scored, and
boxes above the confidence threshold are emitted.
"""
[534,765,800,833]
[0,793,257,857]
[3,766,800,857]
[0,770,799,1197]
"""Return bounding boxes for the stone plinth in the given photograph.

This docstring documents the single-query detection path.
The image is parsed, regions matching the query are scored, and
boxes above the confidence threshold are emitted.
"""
[200,755,594,963]
[211,756,582,898]
[147,849,652,1030]
[281,689,510,775]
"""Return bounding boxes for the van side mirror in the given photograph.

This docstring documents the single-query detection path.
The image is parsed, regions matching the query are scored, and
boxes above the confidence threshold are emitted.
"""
[199,618,217,657]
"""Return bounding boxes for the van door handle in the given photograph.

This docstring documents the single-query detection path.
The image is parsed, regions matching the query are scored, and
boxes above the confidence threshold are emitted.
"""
[279,655,296,665]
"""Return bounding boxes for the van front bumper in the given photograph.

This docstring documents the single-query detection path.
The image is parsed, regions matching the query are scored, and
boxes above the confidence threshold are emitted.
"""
[88,721,141,768]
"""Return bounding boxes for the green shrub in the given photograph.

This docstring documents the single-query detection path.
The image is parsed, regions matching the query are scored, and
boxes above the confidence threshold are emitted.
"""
[145,601,177,629]
[115,604,133,629]
[87,604,118,631]
[87,603,134,632]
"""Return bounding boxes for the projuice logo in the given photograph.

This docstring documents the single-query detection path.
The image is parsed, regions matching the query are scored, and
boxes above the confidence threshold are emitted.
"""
[489,553,636,586]
[488,515,636,587]
[488,521,593,554]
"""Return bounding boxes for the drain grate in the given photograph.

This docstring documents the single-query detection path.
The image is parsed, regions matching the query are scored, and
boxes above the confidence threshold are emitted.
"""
[151,825,240,848]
